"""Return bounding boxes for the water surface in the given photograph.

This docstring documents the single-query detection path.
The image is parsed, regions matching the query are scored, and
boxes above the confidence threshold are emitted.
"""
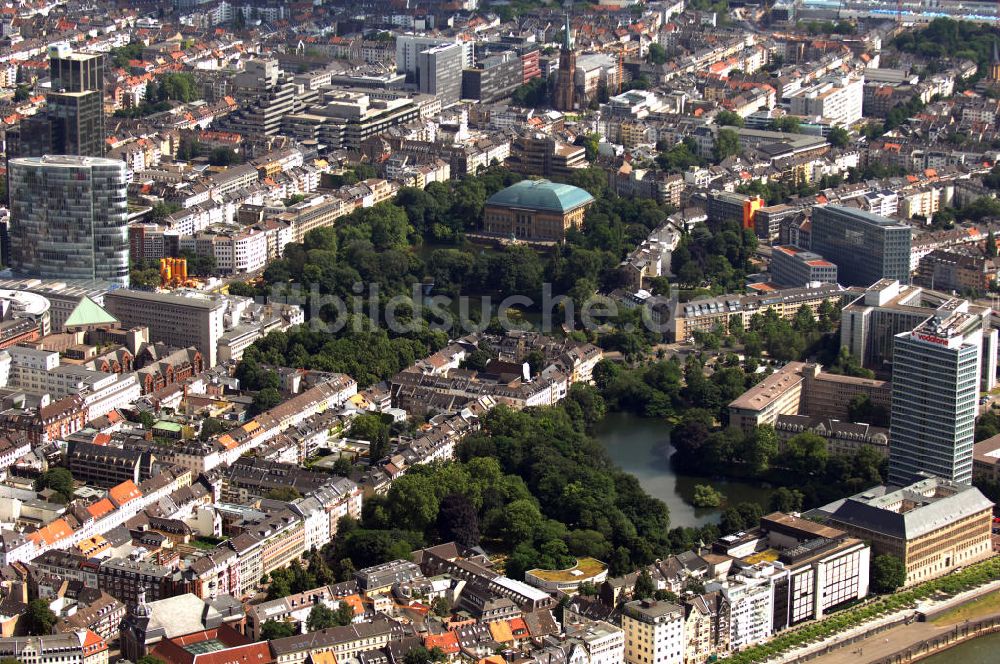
[917,630,1000,664]
[594,412,773,528]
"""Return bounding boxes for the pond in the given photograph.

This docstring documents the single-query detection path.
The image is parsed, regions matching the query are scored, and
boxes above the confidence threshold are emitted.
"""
[594,411,774,528]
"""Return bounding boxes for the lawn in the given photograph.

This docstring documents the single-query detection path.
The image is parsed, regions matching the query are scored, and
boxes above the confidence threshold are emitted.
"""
[931,590,1000,625]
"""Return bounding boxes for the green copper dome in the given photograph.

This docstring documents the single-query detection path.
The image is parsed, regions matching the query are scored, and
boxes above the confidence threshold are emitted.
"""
[486,179,595,213]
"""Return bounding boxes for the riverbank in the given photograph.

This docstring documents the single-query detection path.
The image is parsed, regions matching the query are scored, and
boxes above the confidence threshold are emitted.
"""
[780,577,1000,664]
[870,615,1000,664]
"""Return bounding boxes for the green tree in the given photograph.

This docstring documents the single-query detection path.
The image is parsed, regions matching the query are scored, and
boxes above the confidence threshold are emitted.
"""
[404,647,446,664]
[253,387,283,413]
[35,468,74,503]
[209,147,240,166]
[24,599,56,635]
[350,413,391,463]
[768,487,804,513]
[306,603,338,632]
[431,596,451,616]
[692,484,723,508]
[870,554,906,593]
[648,43,668,65]
[13,84,30,102]
[634,569,656,599]
[333,601,356,625]
[714,128,741,160]
[827,126,850,148]
[260,620,297,639]
[770,116,802,133]
[716,110,745,127]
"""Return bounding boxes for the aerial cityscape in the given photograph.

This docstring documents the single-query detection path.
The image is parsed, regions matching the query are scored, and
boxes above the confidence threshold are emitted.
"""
[0,1,997,664]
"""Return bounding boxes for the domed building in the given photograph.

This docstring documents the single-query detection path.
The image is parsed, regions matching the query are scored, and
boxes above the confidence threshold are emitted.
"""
[482,179,595,243]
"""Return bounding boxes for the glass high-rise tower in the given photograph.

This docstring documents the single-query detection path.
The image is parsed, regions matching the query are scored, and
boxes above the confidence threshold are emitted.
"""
[8,156,129,286]
[810,205,912,287]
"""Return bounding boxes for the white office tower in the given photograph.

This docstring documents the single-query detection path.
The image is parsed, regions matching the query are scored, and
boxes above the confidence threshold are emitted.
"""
[889,299,996,486]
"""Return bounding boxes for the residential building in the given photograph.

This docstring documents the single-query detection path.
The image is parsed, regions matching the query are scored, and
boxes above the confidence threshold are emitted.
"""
[787,75,864,125]
[810,205,912,287]
[8,156,129,286]
[482,180,595,243]
[622,599,684,664]
[888,302,988,486]
[67,442,153,489]
[0,630,107,664]
[770,245,838,287]
[670,283,848,343]
[507,134,587,179]
[973,434,1000,481]
[916,248,996,293]
[713,513,870,628]
[819,477,993,586]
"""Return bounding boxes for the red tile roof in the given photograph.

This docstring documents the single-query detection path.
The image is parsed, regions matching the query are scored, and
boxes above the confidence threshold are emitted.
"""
[108,480,142,507]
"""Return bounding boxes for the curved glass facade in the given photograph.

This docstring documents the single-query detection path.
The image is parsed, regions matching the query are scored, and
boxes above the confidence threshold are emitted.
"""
[8,156,129,286]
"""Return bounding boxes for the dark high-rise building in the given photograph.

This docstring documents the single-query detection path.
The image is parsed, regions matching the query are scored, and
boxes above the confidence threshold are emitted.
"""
[462,51,523,103]
[553,14,576,112]
[8,44,106,158]
[810,205,912,287]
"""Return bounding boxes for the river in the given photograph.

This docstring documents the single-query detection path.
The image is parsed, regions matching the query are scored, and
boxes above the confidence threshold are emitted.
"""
[917,630,1000,664]
[594,412,773,528]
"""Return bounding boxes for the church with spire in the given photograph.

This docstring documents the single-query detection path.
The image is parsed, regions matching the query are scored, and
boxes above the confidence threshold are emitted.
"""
[554,14,576,112]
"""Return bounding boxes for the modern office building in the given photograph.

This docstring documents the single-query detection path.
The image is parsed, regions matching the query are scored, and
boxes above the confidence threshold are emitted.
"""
[462,50,524,103]
[396,35,474,77]
[7,156,129,286]
[706,191,764,231]
[217,60,296,142]
[102,290,227,367]
[840,280,997,387]
[622,599,685,664]
[670,282,848,343]
[888,301,987,486]
[810,205,912,287]
[818,477,994,586]
[770,245,838,287]
[416,42,464,105]
[711,513,870,628]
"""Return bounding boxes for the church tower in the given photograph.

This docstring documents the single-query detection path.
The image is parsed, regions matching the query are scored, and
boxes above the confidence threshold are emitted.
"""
[554,14,576,111]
